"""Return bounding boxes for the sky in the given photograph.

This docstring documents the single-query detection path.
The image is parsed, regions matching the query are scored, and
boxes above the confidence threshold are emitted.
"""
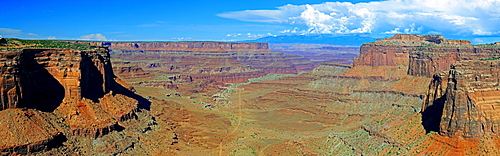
[1,0,500,44]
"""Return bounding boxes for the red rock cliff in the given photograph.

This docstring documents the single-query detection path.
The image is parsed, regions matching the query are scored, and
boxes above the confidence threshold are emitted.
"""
[438,60,500,137]
[355,34,500,77]
[77,41,272,53]
[0,48,142,141]
[0,48,116,110]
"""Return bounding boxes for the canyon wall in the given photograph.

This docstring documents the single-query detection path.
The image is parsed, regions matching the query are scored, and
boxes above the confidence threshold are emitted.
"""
[355,34,500,77]
[354,34,500,138]
[76,41,322,94]
[0,47,142,154]
[77,41,272,52]
[0,48,115,110]
[438,60,500,137]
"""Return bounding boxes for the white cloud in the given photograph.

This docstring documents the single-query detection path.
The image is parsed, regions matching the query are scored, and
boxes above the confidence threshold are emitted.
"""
[217,4,306,23]
[79,33,108,41]
[217,0,500,36]
[48,36,57,40]
[0,28,40,38]
[171,37,192,40]
[0,28,22,35]
[473,38,484,43]
[383,28,402,34]
[427,31,441,35]
[279,27,306,34]
[226,33,275,38]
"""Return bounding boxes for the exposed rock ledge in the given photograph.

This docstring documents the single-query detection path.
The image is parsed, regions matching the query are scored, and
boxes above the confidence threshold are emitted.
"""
[0,48,144,154]
[424,60,500,138]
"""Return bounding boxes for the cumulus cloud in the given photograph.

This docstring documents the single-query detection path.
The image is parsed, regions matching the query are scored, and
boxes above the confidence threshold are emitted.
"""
[217,0,500,36]
[79,33,108,41]
[383,23,423,34]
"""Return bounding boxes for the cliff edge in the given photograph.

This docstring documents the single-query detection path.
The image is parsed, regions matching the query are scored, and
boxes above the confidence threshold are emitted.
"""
[354,34,500,77]
[433,60,500,137]
[0,43,145,154]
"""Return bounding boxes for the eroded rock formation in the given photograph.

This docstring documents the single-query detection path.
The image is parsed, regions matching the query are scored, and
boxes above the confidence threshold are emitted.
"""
[436,60,500,137]
[355,34,500,77]
[0,47,142,154]
[354,34,500,139]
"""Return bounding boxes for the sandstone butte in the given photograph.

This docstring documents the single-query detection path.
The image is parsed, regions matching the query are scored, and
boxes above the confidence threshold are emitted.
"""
[0,46,143,154]
[428,61,500,138]
[354,34,500,138]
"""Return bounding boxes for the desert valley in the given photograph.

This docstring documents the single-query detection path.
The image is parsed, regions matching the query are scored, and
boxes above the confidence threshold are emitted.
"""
[1,33,500,155]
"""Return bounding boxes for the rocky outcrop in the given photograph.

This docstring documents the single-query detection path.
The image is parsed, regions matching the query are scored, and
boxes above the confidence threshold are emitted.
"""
[76,41,272,53]
[0,47,143,154]
[0,48,116,110]
[354,34,500,77]
[354,34,500,138]
[0,109,63,155]
[438,60,500,137]
[0,50,22,110]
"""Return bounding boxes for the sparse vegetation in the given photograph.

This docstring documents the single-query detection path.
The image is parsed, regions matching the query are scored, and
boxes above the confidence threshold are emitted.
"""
[0,38,101,50]
[480,57,500,61]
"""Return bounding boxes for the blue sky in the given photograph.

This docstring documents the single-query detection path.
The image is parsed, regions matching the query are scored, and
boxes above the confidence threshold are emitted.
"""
[1,0,500,43]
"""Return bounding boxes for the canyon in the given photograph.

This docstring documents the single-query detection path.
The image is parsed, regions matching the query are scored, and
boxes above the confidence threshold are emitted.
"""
[100,35,500,155]
[1,35,500,155]
[72,41,326,94]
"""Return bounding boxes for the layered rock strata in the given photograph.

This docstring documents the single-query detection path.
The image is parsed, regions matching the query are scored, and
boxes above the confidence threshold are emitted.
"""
[76,41,316,82]
[80,41,321,94]
[438,60,500,137]
[355,34,500,139]
[311,63,351,76]
[0,48,140,153]
[355,34,500,77]
[75,41,272,53]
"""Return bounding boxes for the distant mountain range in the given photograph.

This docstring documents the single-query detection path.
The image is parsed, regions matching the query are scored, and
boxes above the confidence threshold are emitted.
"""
[245,34,377,46]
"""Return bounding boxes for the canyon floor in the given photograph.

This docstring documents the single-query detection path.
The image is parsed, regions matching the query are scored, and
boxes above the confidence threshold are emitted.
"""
[117,63,500,156]
[107,35,500,155]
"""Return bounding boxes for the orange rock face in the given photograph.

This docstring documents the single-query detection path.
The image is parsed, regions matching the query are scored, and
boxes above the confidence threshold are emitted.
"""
[0,109,63,155]
[0,47,143,153]
[355,34,500,77]
[439,60,500,137]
